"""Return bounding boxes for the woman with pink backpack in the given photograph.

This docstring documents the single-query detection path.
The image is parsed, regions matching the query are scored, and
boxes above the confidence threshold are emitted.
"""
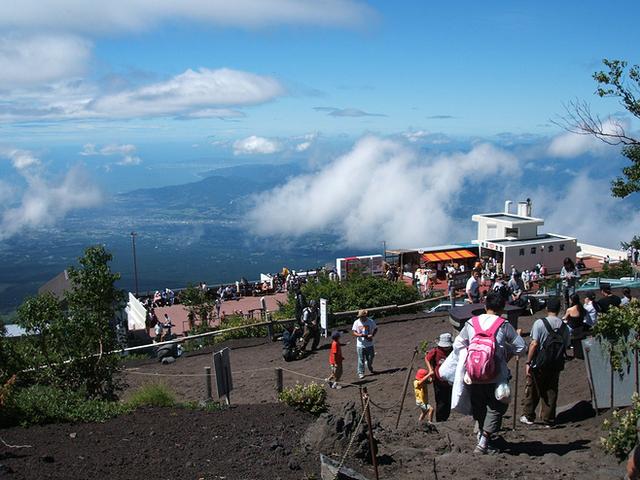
[452,291,526,454]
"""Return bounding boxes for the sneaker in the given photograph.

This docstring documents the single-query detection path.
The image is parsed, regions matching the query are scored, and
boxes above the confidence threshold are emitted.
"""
[473,444,486,454]
[358,374,365,379]
[519,415,534,425]
[333,384,342,390]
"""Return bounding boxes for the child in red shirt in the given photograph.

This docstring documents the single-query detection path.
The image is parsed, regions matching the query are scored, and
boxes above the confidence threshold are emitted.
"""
[327,330,344,389]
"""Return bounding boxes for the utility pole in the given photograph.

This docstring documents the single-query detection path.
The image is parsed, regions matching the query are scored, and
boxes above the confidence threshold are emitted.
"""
[130,231,139,297]
[382,240,387,263]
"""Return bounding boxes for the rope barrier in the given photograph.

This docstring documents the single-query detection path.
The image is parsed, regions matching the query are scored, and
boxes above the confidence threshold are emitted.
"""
[334,395,370,477]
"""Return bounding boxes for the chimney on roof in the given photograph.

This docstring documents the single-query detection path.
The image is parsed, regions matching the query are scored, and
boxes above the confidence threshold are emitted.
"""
[504,200,512,214]
[517,200,532,217]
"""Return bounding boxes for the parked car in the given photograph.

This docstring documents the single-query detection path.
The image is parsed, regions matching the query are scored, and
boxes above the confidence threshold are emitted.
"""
[427,302,454,314]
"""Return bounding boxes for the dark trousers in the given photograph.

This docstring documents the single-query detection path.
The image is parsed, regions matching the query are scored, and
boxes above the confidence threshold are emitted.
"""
[433,381,452,422]
[469,383,508,435]
[522,368,560,423]
[302,324,320,351]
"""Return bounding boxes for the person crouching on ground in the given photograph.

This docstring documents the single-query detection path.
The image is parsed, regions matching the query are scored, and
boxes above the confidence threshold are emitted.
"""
[352,309,377,379]
[414,368,434,424]
[452,291,526,454]
[282,324,302,362]
[327,330,344,389]
[425,333,454,421]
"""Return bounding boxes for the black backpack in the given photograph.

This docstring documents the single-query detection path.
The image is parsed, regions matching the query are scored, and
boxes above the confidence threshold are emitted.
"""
[531,318,568,371]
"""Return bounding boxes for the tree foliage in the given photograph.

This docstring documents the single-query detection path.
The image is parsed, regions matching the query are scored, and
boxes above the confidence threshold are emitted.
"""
[180,283,214,328]
[558,59,640,198]
[15,245,125,399]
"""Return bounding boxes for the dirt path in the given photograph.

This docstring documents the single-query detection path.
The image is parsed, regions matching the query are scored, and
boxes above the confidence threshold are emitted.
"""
[0,310,626,479]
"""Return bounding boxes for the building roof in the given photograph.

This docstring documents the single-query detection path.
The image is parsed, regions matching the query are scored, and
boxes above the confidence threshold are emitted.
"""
[472,212,544,226]
[38,270,72,299]
[482,233,575,248]
[386,244,476,255]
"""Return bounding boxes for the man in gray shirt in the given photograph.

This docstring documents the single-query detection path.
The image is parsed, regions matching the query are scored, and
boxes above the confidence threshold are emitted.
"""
[521,297,570,426]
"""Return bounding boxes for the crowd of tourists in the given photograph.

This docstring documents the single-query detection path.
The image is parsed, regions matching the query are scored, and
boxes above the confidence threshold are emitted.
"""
[280,256,637,459]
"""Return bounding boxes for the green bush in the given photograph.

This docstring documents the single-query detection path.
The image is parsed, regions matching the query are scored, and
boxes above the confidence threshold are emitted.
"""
[592,301,640,372]
[277,273,421,319]
[590,260,634,279]
[278,382,327,415]
[127,383,176,408]
[0,385,128,427]
[602,393,640,460]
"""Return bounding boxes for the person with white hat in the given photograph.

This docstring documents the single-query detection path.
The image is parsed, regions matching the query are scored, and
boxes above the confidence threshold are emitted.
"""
[425,332,454,421]
[352,309,377,379]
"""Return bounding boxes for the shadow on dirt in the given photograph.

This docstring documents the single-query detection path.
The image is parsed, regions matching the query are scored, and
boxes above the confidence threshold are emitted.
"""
[494,437,590,456]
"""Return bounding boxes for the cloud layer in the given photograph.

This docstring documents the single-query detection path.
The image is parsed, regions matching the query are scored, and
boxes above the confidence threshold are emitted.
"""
[0,150,102,239]
[1,68,285,122]
[1,0,373,33]
[0,34,91,89]
[245,136,517,247]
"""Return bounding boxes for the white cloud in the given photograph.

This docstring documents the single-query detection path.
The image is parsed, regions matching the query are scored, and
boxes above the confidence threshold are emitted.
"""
[80,143,141,166]
[533,174,640,249]
[294,132,318,152]
[1,0,373,33]
[547,119,626,158]
[245,136,518,247]
[0,150,102,240]
[233,135,281,155]
[1,148,41,170]
[0,34,91,89]
[0,68,285,122]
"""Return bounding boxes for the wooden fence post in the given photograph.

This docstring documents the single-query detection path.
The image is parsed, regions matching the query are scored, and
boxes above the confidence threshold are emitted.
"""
[204,366,212,400]
[275,367,283,395]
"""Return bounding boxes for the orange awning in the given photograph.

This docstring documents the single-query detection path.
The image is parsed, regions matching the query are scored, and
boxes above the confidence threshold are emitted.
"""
[422,249,476,263]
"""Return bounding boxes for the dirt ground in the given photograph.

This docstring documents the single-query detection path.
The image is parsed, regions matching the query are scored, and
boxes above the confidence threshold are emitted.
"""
[0,309,628,479]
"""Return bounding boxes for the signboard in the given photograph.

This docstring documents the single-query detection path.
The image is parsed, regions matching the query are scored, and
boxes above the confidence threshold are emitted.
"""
[319,298,328,337]
[450,271,468,290]
[582,337,639,409]
[213,347,233,404]
[336,255,384,280]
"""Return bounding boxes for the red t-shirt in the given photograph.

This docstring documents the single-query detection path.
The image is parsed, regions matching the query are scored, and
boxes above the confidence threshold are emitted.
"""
[425,347,449,382]
[330,340,343,365]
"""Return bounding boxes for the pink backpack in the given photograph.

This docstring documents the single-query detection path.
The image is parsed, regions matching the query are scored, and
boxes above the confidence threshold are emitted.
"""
[466,316,504,383]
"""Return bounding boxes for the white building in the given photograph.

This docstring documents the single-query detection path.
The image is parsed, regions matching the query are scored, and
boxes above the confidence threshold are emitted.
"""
[472,200,577,274]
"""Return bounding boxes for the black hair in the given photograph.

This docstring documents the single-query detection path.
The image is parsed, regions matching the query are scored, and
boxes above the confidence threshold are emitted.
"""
[563,257,575,270]
[485,291,506,312]
[623,287,631,297]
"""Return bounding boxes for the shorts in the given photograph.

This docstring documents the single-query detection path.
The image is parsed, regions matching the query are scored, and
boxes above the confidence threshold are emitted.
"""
[416,401,432,412]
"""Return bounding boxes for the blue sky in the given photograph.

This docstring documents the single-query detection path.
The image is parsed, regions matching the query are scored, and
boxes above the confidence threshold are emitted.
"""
[2,1,639,145]
[1,0,640,247]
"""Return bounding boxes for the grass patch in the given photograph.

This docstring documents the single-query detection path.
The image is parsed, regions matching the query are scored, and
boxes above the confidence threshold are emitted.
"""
[0,385,129,427]
[126,382,176,408]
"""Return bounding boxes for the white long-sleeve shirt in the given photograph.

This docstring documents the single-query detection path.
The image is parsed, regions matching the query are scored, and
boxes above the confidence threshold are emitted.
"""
[453,313,526,384]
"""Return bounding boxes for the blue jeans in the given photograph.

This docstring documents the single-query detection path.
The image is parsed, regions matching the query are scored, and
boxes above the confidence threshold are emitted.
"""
[357,346,375,376]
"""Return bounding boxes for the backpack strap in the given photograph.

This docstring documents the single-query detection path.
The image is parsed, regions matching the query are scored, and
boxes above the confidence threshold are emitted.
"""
[541,317,555,334]
[471,315,504,336]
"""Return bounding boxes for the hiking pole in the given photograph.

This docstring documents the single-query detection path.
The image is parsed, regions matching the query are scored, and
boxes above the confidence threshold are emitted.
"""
[362,388,379,480]
[512,356,520,430]
[395,347,419,429]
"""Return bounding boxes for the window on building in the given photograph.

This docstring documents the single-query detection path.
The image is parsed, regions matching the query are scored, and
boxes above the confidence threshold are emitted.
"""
[506,227,519,237]
[519,248,525,256]
[548,245,554,253]
[559,244,565,251]
[531,247,536,255]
